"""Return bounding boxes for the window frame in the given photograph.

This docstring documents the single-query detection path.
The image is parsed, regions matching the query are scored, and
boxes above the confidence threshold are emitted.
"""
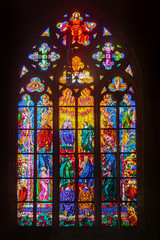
[13,9,145,232]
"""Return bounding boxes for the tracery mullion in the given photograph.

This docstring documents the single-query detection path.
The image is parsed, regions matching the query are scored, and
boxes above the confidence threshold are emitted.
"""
[75,93,78,227]
[33,98,37,226]
[116,96,121,228]
[53,79,59,227]
[94,80,101,227]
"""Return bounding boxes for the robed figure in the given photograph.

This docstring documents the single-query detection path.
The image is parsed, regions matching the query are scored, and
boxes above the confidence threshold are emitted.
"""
[59,156,74,187]
[81,121,94,152]
[102,167,117,201]
[59,183,75,217]
[37,120,53,153]
[18,180,27,211]
[79,155,94,186]
[37,167,51,201]
[79,180,94,216]
[59,117,74,151]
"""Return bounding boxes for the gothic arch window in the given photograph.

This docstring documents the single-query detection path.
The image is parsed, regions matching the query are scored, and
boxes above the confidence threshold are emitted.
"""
[17,11,137,227]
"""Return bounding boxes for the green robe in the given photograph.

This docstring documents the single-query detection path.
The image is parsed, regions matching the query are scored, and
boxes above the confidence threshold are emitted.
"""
[102,172,117,201]
[81,125,94,152]
[122,111,133,132]
[59,157,74,187]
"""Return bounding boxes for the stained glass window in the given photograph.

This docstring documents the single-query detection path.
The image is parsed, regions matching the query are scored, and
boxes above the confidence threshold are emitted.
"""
[17,11,137,227]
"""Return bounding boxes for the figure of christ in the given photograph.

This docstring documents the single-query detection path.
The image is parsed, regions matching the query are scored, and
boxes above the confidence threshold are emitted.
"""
[79,180,94,217]
[81,121,94,152]
[59,117,74,150]
[58,12,95,46]
[70,12,93,46]
[37,167,51,201]
[79,155,94,186]
[59,182,75,217]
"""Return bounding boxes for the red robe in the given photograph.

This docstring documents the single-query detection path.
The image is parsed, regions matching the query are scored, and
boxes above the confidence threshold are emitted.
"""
[19,186,27,211]
[62,19,91,46]
[126,186,137,201]
[37,125,53,152]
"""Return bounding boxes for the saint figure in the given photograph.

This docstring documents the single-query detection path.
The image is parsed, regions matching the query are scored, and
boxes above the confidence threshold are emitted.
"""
[59,117,74,150]
[102,168,117,201]
[79,155,94,186]
[81,121,94,152]
[37,120,53,152]
[79,180,94,216]
[59,182,75,217]
[59,156,74,186]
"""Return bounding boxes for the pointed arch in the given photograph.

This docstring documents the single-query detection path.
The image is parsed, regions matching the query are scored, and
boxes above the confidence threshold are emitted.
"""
[17,10,138,228]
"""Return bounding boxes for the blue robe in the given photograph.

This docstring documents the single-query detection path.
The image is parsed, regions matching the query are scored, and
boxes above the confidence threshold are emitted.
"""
[101,153,116,177]
[59,125,74,149]
[37,154,53,177]
[79,161,94,186]
[59,188,75,215]
[59,157,74,187]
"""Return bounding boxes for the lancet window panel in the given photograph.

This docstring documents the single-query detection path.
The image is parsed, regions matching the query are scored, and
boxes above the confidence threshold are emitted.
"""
[17,82,54,226]
[59,85,95,227]
[100,81,137,227]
